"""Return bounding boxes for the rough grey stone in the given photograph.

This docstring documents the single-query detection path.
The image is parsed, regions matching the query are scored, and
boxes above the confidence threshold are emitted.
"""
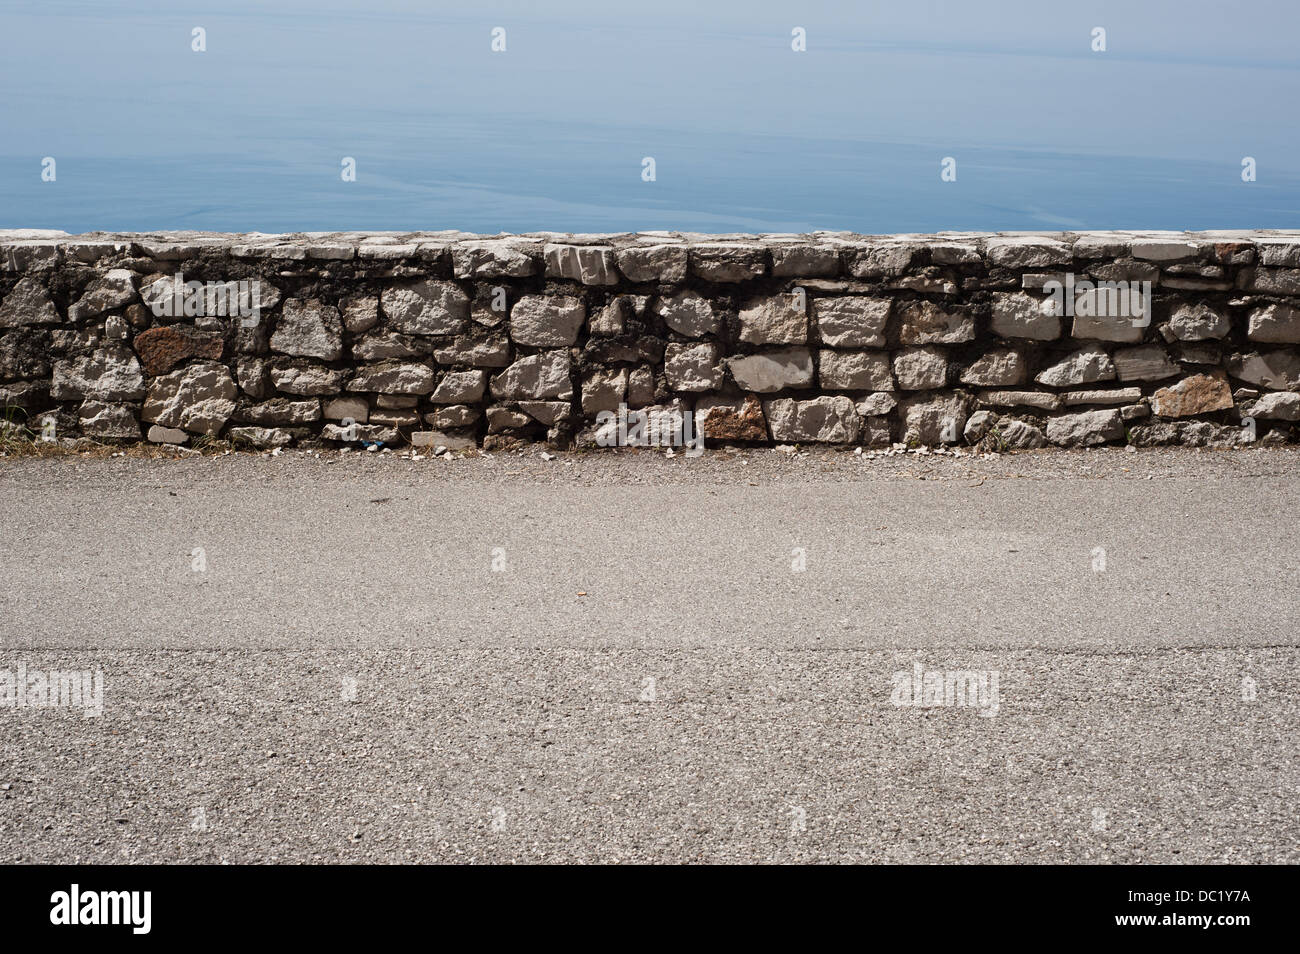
[77,400,139,439]
[589,298,627,337]
[510,295,585,347]
[234,356,272,400]
[899,393,967,444]
[545,245,619,285]
[380,281,470,335]
[844,244,914,279]
[930,243,982,265]
[430,370,487,404]
[996,419,1047,449]
[341,296,379,334]
[228,426,293,448]
[470,302,507,330]
[963,409,995,444]
[0,278,60,327]
[960,350,1026,387]
[321,422,398,444]
[1227,351,1300,390]
[737,294,807,345]
[270,360,347,396]
[1113,345,1179,382]
[490,350,573,401]
[770,245,840,277]
[411,429,478,451]
[651,290,719,338]
[1169,302,1229,341]
[860,417,892,445]
[432,336,511,368]
[233,397,321,426]
[1063,387,1143,406]
[68,269,138,321]
[1130,422,1182,446]
[517,401,571,427]
[1070,312,1144,343]
[763,396,860,443]
[689,244,766,282]
[451,242,536,279]
[1242,267,1300,295]
[892,347,948,391]
[429,405,482,428]
[896,300,975,345]
[486,406,533,432]
[664,342,721,392]
[1250,391,1300,420]
[1247,303,1300,344]
[351,330,425,361]
[1046,409,1125,446]
[626,366,656,407]
[814,297,890,348]
[0,241,59,272]
[323,396,369,422]
[270,299,344,360]
[1174,342,1221,366]
[1180,421,1242,447]
[1131,240,1200,262]
[347,361,436,395]
[616,245,688,283]
[856,391,897,417]
[0,380,49,413]
[1035,346,1115,388]
[991,292,1061,340]
[0,327,51,379]
[50,345,146,402]
[1257,241,1300,267]
[819,350,893,391]
[978,390,1063,411]
[1087,261,1159,284]
[146,424,188,444]
[141,360,238,435]
[985,237,1071,268]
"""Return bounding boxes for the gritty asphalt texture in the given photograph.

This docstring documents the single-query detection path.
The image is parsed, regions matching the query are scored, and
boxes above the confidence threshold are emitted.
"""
[1,445,1297,863]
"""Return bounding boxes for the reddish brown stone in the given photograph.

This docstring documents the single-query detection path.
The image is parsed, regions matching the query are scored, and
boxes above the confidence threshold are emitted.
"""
[695,394,768,441]
[1151,371,1234,418]
[134,326,223,375]
[1212,241,1255,265]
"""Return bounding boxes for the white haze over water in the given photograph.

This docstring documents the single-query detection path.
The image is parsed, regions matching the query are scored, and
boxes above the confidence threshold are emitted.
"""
[2,0,1298,233]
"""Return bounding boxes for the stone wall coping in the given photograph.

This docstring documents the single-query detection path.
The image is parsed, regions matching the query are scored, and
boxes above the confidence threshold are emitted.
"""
[4,228,1300,249]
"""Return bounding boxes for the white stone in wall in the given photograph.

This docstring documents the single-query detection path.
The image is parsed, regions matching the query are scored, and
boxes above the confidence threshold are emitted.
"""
[727,348,813,393]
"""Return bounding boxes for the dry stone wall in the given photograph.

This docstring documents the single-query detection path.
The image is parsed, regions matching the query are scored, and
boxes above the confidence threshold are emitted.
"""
[3,228,1300,452]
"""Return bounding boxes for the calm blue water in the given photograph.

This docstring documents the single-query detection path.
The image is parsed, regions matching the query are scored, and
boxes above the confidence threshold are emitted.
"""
[3,0,1299,234]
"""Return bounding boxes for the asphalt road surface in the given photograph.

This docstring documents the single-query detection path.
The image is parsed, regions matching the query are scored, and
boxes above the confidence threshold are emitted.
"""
[2,446,1297,863]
